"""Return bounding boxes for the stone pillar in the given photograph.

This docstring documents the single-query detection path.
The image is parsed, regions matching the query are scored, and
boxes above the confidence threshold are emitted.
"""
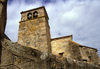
[0,0,7,64]
[0,0,7,38]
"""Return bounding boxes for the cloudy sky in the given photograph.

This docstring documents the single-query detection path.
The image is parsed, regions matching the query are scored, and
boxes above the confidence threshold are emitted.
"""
[6,0,100,55]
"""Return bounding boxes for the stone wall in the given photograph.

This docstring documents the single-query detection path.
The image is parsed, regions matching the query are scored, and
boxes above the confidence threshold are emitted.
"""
[0,38,50,69]
[18,7,51,53]
[51,38,99,63]
[69,40,82,61]
[0,0,7,37]
[50,56,100,69]
[79,45,99,64]
[51,35,81,60]
[51,36,72,57]
[70,41,99,64]
[0,0,100,68]
[0,37,100,69]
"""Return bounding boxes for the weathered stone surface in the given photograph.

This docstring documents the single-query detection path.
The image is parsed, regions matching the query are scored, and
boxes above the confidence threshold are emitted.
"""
[79,45,99,64]
[49,55,100,69]
[1,38,42,61]
[0,0,7,37]
[71,41,99,64]
[13,56,48,69]
[0,47,14,66]
[70,40,99,64]
[18,7,51,53]
[0,1,100,68]
[1,37,99,69]
[51,35,99,64]
[0,38,50,69]
[51,35,80,60]
[69,40,82,61]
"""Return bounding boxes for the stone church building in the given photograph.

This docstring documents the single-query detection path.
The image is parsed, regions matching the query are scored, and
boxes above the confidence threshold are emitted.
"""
[0,0,100,69]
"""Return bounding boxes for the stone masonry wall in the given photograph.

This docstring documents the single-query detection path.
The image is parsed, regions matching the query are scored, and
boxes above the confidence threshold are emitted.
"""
[0,36,100,69]
[70,41,99,64]
[51,36,72,58]
[0,0,7,37]
[0,38,50,69]
[79,45,99,64]
[45,17,51,53]
[69,40,82,61]
[18,7,51,53]
[0,0,100,68]
[50,56,100,69]
[51,36,82,61]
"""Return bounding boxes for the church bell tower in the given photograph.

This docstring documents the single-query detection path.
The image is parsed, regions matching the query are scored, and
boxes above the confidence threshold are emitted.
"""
[18,6,51,53]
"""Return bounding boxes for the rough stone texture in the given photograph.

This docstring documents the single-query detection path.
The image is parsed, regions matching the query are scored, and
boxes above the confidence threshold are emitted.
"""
[18,7,51,53]
[68,40,82,61]
[0,0,7,37]
[0,38,50,69]
[0,2,100,68]
[0,38,100,69]
[51,35,81,60]
[51,35,72,56]
[20,7,48,22]
[51,35,99,64]
[70,40,99,64]
[79,45,99,64]
[49,55,100,69]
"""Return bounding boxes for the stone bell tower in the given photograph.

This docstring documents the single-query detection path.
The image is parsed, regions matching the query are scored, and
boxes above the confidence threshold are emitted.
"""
[18,6,51,53]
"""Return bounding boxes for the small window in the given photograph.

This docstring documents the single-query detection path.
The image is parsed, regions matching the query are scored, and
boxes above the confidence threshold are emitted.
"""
[88,56,92,61]
[33,11,38,18]
[31,50,37,57]
[82,59,87,62]
[88,56,91,58]
[59,52,64,56]
[27,13,32,20]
